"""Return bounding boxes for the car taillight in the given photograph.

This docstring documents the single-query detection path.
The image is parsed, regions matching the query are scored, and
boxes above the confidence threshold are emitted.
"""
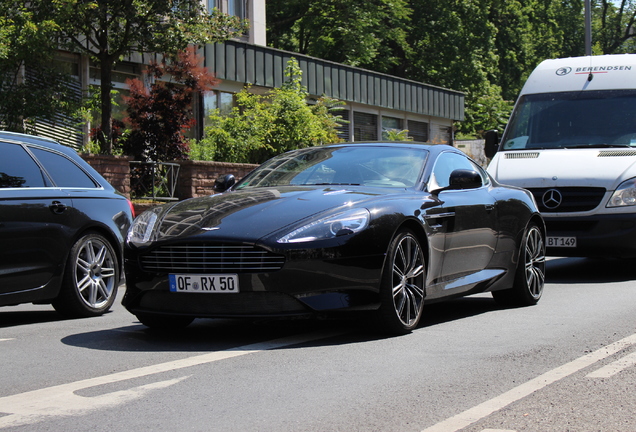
[127,199,136,219]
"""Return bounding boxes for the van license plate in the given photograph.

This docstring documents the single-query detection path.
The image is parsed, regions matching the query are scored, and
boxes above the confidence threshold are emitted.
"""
[169,274,239,293]
[547,236,577,247]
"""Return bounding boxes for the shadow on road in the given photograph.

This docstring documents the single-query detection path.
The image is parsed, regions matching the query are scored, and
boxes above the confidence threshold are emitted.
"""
[0,309,65,328]
[55,294,501,353]
[546,256,636,284]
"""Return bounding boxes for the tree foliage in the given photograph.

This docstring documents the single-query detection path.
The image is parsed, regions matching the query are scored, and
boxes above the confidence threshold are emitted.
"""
[190,59,345,164]
[52,0,247,153]
[122,47,217,162]
[0,1,81,133]
[267,0,412,74]
[266,0,610,138]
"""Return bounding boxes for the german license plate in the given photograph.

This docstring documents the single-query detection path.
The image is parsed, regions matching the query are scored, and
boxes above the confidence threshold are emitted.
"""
[547,236,577,247]
[169,274,239,293]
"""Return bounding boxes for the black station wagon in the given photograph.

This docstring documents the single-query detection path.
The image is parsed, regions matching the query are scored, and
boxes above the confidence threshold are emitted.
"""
[0,132,134,317]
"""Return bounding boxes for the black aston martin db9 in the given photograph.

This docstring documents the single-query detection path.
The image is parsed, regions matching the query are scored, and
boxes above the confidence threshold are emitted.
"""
[123,142,545,334]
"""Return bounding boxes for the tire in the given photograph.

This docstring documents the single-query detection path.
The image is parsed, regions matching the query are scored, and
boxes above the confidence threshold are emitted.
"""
[493,222,546,307]
[136,312,194,330]
[376,229,426,335]
[52,233,119,318]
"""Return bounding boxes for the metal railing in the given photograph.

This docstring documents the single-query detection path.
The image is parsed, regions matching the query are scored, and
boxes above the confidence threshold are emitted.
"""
[129,161,180,201]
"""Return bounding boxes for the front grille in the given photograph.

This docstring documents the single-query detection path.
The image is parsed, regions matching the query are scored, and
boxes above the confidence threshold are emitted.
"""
[139,244,285,273]
[528,187,606,213]
[505,152,540,159]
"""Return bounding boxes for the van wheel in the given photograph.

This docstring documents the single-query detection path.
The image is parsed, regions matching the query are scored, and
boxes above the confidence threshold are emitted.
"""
[52,233,118,318]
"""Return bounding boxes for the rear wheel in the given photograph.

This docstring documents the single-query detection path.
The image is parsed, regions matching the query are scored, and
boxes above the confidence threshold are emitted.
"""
[376,229,426,335]
[52,233,118,318]
[493,222,546,306]
[136,312,194,330]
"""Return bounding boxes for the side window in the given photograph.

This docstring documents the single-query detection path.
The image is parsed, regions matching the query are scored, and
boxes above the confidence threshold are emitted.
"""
[0,142,48,188]
[429,152,484,190]
[29,147,98,188]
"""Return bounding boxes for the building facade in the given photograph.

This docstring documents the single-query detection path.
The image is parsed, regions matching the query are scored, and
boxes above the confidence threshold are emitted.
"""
[35,0,464,150]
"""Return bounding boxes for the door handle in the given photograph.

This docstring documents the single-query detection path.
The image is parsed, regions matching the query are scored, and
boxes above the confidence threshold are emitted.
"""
[49,201,67,214]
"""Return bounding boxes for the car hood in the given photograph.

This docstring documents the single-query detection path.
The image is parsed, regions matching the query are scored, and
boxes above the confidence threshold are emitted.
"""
[488,148,636,190]
[151,186,393,243]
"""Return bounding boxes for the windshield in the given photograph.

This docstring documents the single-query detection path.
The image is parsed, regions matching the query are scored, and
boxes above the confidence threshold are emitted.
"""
[501,89,636,150]
[236,145,428,189]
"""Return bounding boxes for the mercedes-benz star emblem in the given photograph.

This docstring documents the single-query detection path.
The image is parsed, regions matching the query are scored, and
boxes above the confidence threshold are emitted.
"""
[542,189,563,209]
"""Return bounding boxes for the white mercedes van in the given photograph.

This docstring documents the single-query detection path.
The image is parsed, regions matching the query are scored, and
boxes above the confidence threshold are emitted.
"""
[486,54,636,257]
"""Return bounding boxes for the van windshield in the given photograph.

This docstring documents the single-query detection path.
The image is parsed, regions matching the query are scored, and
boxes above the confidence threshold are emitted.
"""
[501,89,636,150]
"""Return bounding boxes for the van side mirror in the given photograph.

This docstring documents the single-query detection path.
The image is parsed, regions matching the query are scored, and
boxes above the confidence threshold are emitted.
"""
[214,174,236,192]
[484,130,499,159]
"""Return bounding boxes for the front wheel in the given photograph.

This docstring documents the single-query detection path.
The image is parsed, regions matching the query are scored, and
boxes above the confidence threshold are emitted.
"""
[375,229,426,335]
[493,222,546,306]
[52,233,119,318]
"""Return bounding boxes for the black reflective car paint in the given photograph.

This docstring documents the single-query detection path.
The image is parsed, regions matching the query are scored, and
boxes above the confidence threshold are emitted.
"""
[0,132,133,309]
[123,143,543,324]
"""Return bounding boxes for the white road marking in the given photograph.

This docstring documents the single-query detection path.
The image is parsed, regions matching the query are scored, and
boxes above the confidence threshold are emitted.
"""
[0,330,344,429]
[0,339,15,342]
[586,350,636,378]
[481,429,517,432]
[421,333,636,432]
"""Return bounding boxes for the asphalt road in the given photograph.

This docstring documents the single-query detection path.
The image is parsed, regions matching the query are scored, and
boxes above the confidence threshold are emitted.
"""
[1,256,635,432]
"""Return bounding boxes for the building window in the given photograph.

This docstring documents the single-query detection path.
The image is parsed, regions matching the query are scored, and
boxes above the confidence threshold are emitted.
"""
[353,112,378,141]
[336,110,350,141]
[208,0,218,11]
[408,120,429,142]
[202,91,235,129]
[229,0,247,18]
[382,116,403,139]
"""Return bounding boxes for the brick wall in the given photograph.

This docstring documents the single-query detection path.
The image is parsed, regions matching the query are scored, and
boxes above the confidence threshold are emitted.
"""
[82,154,133,197]
[80,154,258,200]
[176,160,258,199]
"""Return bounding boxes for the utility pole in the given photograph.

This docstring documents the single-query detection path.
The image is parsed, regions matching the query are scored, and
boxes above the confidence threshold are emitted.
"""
[585,0,592,55]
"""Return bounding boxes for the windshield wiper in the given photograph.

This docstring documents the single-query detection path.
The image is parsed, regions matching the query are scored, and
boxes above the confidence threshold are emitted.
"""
[307,183,361,186]
[564,143,632,149]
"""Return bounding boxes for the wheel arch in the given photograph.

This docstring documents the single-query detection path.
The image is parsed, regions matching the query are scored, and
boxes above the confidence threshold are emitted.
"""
[66,224,125,279]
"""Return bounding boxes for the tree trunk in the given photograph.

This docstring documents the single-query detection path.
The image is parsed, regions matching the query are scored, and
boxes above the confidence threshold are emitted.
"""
[99,59,113,154]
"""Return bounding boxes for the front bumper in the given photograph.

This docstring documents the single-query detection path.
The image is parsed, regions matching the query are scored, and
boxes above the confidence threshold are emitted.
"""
[123,252,385,318]
[544,213,636,257]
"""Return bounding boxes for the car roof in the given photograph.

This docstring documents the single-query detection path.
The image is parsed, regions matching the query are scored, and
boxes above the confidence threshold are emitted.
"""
[0,131,62,148]
[324,141,459,155]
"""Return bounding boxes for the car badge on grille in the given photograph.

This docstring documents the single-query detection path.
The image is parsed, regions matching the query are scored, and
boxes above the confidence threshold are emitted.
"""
[542,189,563,209]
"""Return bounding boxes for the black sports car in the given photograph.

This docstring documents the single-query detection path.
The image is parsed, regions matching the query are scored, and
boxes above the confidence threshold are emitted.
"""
[123,142,546,334]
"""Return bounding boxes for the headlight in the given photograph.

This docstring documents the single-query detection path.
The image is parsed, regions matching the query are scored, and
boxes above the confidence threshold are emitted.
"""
[127,206,163,246]
[277,208,370,244]
[607,178,636,207]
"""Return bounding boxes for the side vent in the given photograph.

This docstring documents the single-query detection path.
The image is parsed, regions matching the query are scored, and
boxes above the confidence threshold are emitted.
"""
[505,152,540,159]
[598,150,636,157]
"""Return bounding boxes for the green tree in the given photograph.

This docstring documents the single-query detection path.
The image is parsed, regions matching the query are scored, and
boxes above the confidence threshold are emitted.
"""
[266,0,412,74]
[192,59,345,164]
[592,0,636,54]
[52,0,247,153]
[0,1,80,133]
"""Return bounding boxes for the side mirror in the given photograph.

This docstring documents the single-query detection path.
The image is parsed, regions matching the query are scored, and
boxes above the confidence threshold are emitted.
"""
[484,130,499,159]
[448,169,482,190]
[214,174,236,192]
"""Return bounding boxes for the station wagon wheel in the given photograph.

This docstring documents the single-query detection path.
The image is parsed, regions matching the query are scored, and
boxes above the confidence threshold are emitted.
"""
[493,222,546,306]
[376,229,426,335]
[52,233,118,318]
